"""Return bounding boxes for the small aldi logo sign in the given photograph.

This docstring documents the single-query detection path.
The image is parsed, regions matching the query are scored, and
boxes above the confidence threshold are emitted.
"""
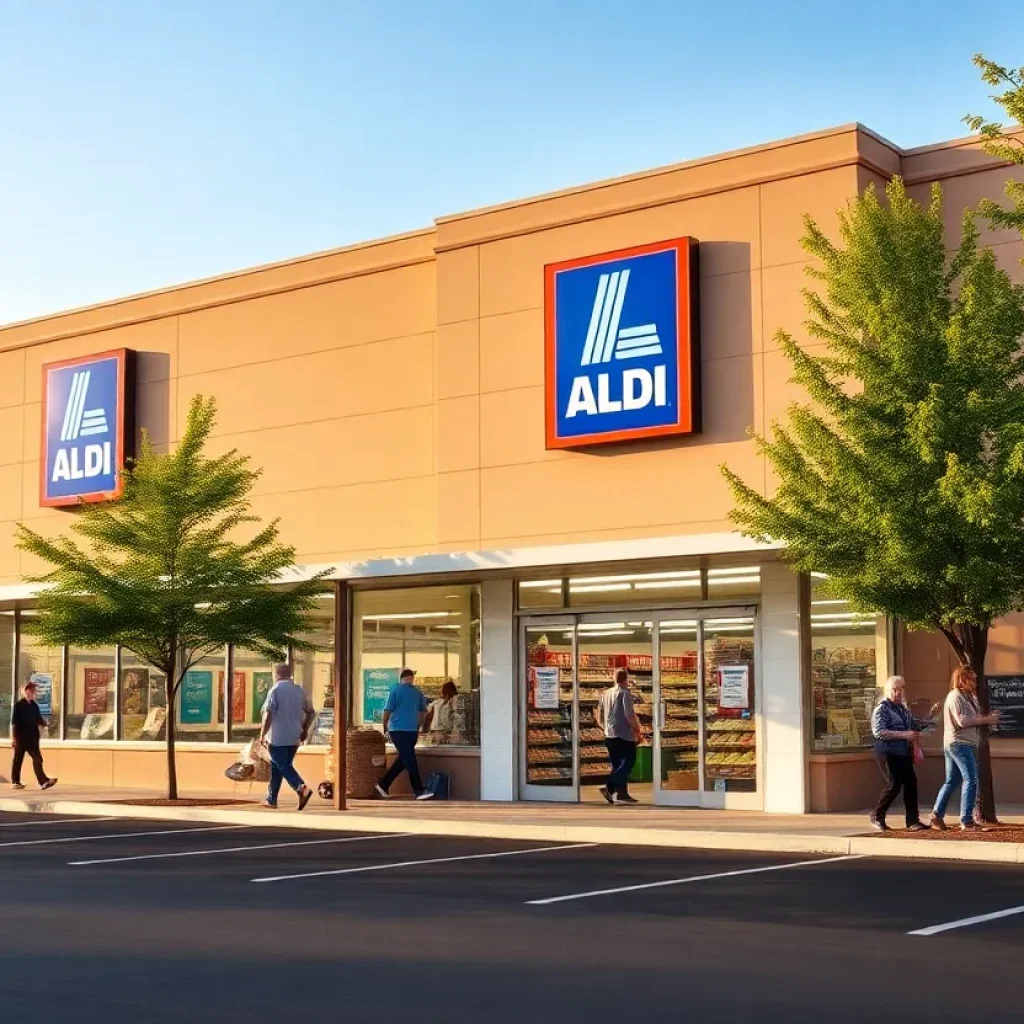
[544,238,700,449]
[40,349,135,508]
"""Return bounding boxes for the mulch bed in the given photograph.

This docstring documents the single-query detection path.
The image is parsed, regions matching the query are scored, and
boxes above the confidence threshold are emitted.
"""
[106,798,256,807]
[860,823,1024,843]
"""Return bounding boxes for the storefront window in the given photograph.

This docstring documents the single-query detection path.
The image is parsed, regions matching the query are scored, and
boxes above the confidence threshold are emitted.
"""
[517,580,564,610]
[353,585,480,746]
[703,617,757,794]
[16,623,61,739]
[0,613,14,739]
[292,598,335,746]
[120,650,168,741]
[810,576,882,751]
[67,646,116,740]
[176,649,227,743]
[231,648,275,743]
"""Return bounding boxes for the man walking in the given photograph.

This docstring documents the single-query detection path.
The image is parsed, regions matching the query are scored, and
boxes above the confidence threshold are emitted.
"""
[258,663,315,810]
[11,681,57,791]
[376,668,433,800]
[596,667,642,805]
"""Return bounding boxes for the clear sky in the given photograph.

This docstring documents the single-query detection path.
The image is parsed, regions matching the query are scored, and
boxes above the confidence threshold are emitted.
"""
[1,0,1022,325]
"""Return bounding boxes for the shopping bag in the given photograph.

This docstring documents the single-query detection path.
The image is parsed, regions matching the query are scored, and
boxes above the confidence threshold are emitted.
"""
[424,772,450,800]
[912,738,925,765]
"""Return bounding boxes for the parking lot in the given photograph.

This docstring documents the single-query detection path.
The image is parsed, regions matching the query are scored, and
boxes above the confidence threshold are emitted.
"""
[2,812,1023,1023]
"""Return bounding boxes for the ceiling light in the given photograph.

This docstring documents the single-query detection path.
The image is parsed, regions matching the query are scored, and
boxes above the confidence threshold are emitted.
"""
[362,611,453,621]
[519,580,562,589]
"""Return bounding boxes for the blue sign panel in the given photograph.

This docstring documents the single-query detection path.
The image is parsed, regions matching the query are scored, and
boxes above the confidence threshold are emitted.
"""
[544,238,699,448]
[363,667,400,725]
[41,349,134,508]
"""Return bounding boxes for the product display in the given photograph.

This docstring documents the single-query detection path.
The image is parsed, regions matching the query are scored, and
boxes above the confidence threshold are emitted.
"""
[812,646,877,750]
[703,636,757,787]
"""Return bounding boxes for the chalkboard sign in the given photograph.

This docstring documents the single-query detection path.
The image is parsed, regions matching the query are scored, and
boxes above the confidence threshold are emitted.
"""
[985,675,1024,737]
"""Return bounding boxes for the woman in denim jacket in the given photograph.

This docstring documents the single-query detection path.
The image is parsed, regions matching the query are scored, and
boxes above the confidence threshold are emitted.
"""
[870,675,938,832]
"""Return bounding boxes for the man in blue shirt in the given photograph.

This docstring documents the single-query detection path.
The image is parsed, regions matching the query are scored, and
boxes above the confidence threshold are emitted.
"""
[376,668,433,800]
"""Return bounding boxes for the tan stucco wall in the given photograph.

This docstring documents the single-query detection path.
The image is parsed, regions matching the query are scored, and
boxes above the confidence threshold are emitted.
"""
[1,124,1022,586]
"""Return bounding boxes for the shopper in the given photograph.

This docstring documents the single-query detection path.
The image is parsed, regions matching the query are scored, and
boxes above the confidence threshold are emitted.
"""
[596,667,642,805]
[10,681,57,791]
[930,667,999,832]
[425,679,458,744]
[376,668,434,800]
[870,675,937,832]
[258,663,315,810]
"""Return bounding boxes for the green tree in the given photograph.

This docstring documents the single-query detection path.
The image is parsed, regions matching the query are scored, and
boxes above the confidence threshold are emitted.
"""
[964,54,1024,235]
[722,178,1024,821]
[16,396,332,800]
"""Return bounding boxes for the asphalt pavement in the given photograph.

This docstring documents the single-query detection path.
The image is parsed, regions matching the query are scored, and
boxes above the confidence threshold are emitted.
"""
[1,811,1022,1023]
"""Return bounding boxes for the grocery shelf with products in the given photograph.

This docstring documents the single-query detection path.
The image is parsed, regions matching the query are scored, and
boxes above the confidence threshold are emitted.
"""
[703,634,757,789]
[526,643,574,786]
[812,645,877,751]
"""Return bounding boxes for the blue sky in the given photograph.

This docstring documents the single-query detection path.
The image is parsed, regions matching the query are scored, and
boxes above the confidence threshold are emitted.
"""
[1,0,1021,324]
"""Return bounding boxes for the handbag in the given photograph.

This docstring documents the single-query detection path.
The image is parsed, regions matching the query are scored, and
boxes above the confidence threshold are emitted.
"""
[424,772,450,800]
[911,737,925,764]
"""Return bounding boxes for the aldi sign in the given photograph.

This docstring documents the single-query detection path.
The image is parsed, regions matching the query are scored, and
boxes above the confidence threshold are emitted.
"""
[544,238,700,448]
[41,349,135,508]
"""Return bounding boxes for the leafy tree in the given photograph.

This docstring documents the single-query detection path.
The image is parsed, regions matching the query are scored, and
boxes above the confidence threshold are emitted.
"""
[16,396,331,800]
[723,178,1024,821]
[964,54,1024,235]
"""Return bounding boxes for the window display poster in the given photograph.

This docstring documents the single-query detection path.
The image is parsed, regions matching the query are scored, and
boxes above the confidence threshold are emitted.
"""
[148,672,167,709]
[217,672,247,723]
[717,664,750,712]
[363,668,400,724]
[181,670,214,723]
[986,675,1024,737]
[252,671,273,719]
[30,673,53,717]
[84,668,113,714]
[531,666,561,710]
[122,668,149,716]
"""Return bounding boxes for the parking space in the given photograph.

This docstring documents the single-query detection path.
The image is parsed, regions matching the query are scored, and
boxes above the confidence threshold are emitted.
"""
[1,811,1023,1022]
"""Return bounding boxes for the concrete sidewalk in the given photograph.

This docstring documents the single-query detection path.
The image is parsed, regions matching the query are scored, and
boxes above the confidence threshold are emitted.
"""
[2,785,1023,864]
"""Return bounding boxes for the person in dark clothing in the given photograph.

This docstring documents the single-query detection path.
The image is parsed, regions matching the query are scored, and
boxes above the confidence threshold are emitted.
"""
[869,675,936,832]
[11,682,57,791]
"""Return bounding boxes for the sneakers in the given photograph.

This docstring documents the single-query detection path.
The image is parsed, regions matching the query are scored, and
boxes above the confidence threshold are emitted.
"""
[598,786,615,805]
[616,793,639,805]
[870,818,891,832]
[260,799,277,809]
[11,783,24,791]
[905,822,930,833]
[415,791,435,801]
[961,820,984,832]
[41,778,57,791]
[929,814,948,831]
[297,787,312,811]
[374,784,390,800]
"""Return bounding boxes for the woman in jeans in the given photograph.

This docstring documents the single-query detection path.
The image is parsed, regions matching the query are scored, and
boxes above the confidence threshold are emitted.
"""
[930,667,999,832]
[870,676,937,832]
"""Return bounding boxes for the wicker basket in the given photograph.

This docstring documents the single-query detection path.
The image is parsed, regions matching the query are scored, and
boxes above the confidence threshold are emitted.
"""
[324,728,387,799]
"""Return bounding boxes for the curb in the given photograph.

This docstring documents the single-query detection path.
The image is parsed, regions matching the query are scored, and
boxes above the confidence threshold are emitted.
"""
[2,797,1022,864]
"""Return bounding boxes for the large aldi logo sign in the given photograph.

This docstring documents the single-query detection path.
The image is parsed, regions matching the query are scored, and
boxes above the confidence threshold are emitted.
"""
[545,238,700,449]
[41,349,136,508]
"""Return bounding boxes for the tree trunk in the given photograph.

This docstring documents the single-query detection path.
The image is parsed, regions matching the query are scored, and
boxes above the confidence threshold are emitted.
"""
[165,650,178,802]
[941,621,996,823]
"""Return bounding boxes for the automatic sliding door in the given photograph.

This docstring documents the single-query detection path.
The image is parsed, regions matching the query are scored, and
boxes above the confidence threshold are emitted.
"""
[522,622,577,801]
[654,619,701,802]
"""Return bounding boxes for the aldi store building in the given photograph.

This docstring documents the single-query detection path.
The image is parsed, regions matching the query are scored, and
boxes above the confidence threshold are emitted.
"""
[2,123,1024,813]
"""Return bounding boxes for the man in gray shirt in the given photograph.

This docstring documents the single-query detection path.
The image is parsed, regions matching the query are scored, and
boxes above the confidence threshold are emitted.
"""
[258,663,316,810]
[595,667,642,805]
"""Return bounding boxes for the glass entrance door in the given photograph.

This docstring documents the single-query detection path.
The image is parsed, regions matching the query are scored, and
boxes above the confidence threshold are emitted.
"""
[521,620,577,802]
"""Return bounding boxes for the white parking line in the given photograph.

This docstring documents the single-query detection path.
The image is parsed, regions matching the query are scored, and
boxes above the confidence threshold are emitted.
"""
[0,817,118,828]
[70,831,415,865]
[909,905,1024,936]
[526,854,865,905]
[251,842,598,883]
[0,824,250,849]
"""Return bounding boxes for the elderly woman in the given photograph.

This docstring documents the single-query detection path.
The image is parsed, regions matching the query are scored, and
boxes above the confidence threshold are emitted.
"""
[870,675,937,832]
[929,667,999,832]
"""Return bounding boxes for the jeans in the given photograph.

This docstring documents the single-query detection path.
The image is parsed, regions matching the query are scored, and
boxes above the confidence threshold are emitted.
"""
[267,745,305,805]
[379,731,423,795]
[605,738,637,796]
[932,743,979,825]
[11,742,48,786]
[872,751,919,826]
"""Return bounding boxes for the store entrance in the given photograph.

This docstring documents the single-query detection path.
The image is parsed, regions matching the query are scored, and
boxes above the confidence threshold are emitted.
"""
[521,611,760,809]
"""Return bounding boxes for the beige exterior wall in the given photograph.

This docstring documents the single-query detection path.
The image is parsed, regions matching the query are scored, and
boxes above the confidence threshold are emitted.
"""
[1,125,1020,584]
